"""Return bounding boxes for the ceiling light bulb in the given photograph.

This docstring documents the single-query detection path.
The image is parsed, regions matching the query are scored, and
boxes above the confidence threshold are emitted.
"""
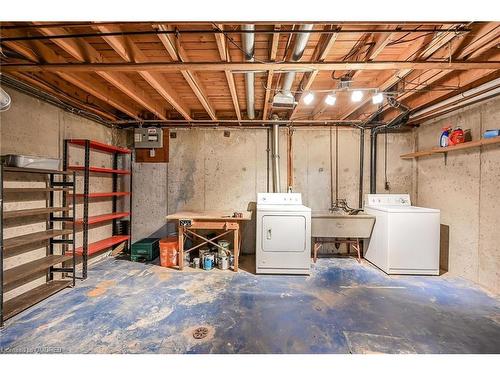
[303,92,315,105]
[372,92,384,104]
[325,94,337,106]
[351,90,363,102]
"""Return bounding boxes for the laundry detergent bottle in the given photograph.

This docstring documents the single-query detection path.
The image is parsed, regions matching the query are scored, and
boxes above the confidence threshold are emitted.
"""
[439,126,451,147]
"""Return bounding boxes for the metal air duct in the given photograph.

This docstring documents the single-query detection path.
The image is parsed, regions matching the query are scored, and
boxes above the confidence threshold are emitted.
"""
[0,84,12,112]
[242,24,255,119]
[277,24,314,104]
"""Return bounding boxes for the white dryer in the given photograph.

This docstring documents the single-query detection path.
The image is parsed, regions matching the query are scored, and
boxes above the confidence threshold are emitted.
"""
[256,193,311,275]
[364,194,440,275]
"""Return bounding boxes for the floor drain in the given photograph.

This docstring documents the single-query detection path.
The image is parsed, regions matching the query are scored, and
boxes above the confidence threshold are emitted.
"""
[193,326,209,339]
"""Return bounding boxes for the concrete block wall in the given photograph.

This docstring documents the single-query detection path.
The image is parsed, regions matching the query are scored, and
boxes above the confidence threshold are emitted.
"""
[413,96,500,294]
[0,88,126,301]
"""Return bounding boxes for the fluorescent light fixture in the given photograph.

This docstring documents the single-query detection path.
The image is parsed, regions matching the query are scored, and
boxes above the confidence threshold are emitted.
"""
[303,92,315,105]
[325,94,337,106]
[351,90,363,102]
[372,92,384,104]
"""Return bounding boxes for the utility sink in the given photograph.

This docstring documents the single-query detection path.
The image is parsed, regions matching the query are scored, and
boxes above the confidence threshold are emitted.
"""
[311,211,375,238]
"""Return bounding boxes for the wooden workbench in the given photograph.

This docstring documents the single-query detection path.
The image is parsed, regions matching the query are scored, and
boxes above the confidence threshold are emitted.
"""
[166,210,252,271]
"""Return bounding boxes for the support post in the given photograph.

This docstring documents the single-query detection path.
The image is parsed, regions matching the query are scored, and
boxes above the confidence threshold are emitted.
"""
[82,140,90,279]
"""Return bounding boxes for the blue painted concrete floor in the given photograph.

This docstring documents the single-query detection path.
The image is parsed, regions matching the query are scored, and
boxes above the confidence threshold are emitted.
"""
[1,256,499,354]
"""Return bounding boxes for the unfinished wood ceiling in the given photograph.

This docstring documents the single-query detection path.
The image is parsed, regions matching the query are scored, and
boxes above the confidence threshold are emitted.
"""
[1,22,499,126]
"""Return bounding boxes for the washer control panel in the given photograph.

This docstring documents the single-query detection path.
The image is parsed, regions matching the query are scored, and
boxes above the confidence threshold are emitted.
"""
[365,194,411,207]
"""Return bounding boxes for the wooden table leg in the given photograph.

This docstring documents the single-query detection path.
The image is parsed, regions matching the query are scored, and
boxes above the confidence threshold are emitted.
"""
[178,225,184,270]
[353,239,361,263]
[233,227,239,272]
[313,242,321,263]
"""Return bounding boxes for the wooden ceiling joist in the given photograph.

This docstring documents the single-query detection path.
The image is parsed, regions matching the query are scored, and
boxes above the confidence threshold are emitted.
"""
[262,25,281,120]
[380,48,500,122]
[5,60,499,73]
[7,71,117,121]
[311,30,373,119]
[371,28,500,123]
[154,24,217,120]
[214,24,241,121]
[334,24,465,121]
[33,23,170,120]
[289,25,340,120]
[1,22,499,125]
[383,69,500,122]
[91,24,193,120]
[2,37,142,119]
[453,23,500,60]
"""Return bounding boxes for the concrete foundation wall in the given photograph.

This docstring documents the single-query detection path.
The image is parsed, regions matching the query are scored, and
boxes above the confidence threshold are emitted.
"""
[5,86,497,296]
[0,88,126,301]
[413,96,500,294]
[133,127,413,255]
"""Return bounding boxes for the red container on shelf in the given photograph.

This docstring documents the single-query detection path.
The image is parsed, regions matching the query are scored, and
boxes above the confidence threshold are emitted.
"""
[449,127,465,145]
[159,236,179,267]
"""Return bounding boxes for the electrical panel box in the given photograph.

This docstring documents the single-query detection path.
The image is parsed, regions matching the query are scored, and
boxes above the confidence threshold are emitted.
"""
[134,127,163,149]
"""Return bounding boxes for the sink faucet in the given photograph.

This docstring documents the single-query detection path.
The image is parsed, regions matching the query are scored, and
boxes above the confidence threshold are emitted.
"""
[329,199,363,215]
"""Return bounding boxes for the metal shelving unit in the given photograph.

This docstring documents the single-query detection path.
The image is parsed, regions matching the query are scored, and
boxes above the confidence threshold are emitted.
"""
[64,139,132,279]
[1,166,76,326]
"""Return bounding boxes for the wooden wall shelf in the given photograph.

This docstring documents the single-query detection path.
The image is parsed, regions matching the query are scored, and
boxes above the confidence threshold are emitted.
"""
[3,229,73,253]
[1,166,76,326]
[401,136,500,159]
[3,255,72,291]
[3,207,70,219]
[3,280,72,320]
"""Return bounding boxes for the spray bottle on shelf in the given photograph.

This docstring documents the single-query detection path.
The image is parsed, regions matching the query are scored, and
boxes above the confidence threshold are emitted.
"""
[439,126,452,147]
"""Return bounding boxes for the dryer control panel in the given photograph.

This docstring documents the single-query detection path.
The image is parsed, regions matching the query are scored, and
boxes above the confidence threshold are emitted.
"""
[365,194,411,207]
[257,193,302,205]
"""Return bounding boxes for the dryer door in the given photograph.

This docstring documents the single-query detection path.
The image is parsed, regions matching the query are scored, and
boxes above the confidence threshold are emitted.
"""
[262,214,306,252]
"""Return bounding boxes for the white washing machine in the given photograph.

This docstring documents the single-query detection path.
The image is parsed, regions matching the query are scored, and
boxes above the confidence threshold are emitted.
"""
[256,193,311,275]
[364,194,440,275]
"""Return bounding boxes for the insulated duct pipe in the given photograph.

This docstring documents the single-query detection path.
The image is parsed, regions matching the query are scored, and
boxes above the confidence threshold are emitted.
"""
[280,24,314,96]
[242,24,255,119]
[0,83,12,112]
[410,77,500,123]
[272,123,281,193]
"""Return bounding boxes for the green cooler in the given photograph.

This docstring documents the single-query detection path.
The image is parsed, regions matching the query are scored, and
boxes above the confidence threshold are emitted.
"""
[131,238,160,261]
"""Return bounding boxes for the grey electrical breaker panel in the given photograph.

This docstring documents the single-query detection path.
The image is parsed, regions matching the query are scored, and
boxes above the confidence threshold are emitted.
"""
[134,127,163,148]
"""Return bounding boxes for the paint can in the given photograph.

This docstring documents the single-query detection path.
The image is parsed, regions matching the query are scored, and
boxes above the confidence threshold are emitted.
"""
[199,249,209,264]
[192,257,200,269]
[184,251,191,265]
[203,255,214,271]
[218,255,229,270]
[218,240,230,257]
